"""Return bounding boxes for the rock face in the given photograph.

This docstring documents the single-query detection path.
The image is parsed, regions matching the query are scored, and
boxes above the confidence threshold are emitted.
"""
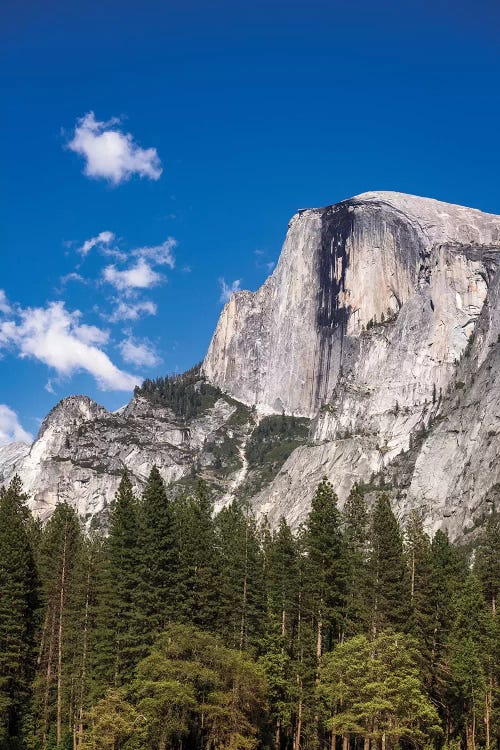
[204,192,500,536]
[0,391,253,526]
[204,192,500,417]
[2,191,500,539]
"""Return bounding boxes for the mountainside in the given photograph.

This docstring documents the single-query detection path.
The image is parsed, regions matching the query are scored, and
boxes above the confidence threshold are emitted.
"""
[2,191,500,538]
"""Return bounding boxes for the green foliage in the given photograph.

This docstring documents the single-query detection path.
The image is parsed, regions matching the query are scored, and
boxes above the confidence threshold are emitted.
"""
[245,415,309,468]
[139,466,180,643]
[343,484,371,636]
[0,477,39,745]
[369,493,410,634]
[88,624,267,750]
[239,414,309,498]
[215,503,266,651]
[134,364,223,420]
[405,511,435,675]
[319,631,441,744]
[92,473,143,690]
[303,478,347,652]
[474,509,500,613]
[1,473,499,750]
[32,501,83,749]
[173,481,220,629]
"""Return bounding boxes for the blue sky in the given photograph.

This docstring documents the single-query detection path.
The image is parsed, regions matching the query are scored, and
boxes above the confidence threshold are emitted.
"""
[1,0,499,442]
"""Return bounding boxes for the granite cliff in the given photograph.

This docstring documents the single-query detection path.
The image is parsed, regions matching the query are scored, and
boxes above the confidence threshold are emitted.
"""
[2,191,500,538]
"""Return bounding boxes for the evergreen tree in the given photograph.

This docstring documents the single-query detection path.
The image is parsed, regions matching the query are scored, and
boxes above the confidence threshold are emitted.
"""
[448,574,491,750]
[303,478,346,656]
[173,480,220,630]
[262,518,300,749]
[405,511,435,677]
[369,493,409,634]
[93,473,142,691]
[138,466,179,644]
[426,529,467,739]
[215,502,266,651]
[33,502,82,749]
[0,477,39,747]
[320,631,441,748]
[474,510,500,614]
[343,484,371,636]
[301,479,347,750]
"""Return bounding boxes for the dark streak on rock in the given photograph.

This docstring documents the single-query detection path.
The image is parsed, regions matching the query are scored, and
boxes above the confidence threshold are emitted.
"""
[315,203,354,407]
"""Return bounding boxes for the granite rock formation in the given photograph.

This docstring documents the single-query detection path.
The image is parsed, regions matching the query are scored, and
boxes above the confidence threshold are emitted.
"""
[2,191,500,538]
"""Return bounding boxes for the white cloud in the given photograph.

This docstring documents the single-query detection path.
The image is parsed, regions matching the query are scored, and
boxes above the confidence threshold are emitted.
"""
[133,237,176,268]
[0,301,140,391]
[60,272,86,286]
[103,258,162,292]
[219,278,242,303]
[0,405,33,445]
[67,112,162,185]
[107,299,158,323]
[78,230,115,256]
[0,290,11,314]
[119,337,161,368]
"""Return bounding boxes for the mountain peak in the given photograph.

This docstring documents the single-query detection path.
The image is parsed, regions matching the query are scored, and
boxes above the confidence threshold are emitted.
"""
[37,395,107,441]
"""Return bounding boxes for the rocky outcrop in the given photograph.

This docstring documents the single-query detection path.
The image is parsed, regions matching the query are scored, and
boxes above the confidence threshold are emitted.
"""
[1,191,500,539]
[0,391,253,525]
[203,192,500,418]
[204,192,500,537]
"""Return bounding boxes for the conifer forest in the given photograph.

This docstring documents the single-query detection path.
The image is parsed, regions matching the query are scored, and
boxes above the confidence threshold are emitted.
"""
[0,470,498,750]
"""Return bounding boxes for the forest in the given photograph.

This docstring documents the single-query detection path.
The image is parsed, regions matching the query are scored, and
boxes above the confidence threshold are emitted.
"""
[0,470,498,750]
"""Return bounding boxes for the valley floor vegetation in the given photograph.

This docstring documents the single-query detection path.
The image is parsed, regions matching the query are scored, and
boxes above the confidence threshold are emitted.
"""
[0,469,498,750]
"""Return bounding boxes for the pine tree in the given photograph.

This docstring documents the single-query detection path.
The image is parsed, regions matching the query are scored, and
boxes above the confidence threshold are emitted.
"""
[268,518,299,637]
[91,472,143,694]
[33,502,82,749]
[173,480,220,630]
[304,478,346,656]
[448,574,491,750]
[262,517,300,749]
[215,502,266,651]
[474,510,500,614]
[320,631,441,747]
[302,478,347,750]
[138,466,179,645]
[368,493,409,635]
[427,529,467,740]
[343,484,371,636]
[405,511,435,676]
[69,533,107,750]
[0,477,39,746]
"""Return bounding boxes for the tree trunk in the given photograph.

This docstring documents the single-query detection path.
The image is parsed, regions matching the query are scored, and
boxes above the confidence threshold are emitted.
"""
[57,525,69,747]
[485,674,492,750]
[342,734,349,750]
[42,606,57,749]
[77,571,91,750]
[239,521,249,651]
[314,616,322,748]
[410,550,415,601]
[37,609,50,667]
[294,677,303,750]
[316,617,323,660]
[363,736,370,750]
